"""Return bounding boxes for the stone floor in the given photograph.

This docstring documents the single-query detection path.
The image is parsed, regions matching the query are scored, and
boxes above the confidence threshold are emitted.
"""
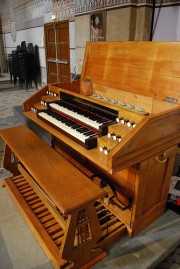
[0,74,180,269]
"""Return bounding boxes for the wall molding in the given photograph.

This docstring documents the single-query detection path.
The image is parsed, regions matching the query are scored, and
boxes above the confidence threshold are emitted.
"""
[14,0,46,24]
[1,0,180,33]
[52,0,75,21]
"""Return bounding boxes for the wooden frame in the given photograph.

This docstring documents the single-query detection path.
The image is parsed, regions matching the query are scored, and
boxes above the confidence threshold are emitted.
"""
[44,21,70,84]
[90,11,106,41]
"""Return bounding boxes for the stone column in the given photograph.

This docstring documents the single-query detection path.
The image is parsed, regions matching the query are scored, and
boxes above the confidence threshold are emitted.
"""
[134,7,152,41]
[105,6,153,42]
[0,0,8,73]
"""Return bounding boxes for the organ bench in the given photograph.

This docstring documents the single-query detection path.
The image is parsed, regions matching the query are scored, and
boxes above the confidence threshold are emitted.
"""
[1,125,127,268]
[1,41,180,268]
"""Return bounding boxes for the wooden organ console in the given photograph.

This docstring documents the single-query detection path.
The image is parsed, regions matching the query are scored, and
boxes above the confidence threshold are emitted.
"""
[1,41,180,269]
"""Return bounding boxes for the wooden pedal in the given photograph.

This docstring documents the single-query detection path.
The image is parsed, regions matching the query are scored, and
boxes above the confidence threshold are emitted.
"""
[3,175,126,268]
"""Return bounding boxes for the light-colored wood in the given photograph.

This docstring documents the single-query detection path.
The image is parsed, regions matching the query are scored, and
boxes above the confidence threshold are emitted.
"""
[2,41,180,268]
[97,135,119,152]
[60,203,102,262]
[134,146,177,217]
[0,126,105,214]
[23,110,110,171]
[23,106,180,174]
[41,95,60,103]
[2,174,124,269]
[3,144,19,176]
[49,85,61,94]
[81,42,180,105]
[3,177,67,269]
[34,103,47,111]
[45,21,70,83]
[108,124,134,138]
[92,84,153,114]
[18,164,67,230]
[152,99,179,114]
[108,107,180,173]
[51,80,80,94]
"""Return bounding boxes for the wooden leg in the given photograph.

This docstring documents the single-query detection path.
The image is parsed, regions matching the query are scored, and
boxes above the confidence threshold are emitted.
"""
[3,144,19,176]
[60,203,104,266]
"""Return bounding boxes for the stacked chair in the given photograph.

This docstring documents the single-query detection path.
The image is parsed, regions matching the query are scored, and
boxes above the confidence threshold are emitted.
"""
[8,41,38,89]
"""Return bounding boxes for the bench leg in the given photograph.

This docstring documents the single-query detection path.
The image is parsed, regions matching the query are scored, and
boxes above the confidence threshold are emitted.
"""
[3,144,20,176]
[60,203,105,268]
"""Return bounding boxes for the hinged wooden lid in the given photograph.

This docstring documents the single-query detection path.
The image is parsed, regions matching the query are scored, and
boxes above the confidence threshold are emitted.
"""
[81,41,180,105]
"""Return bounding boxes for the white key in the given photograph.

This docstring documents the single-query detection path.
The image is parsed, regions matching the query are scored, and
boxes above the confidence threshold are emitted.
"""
[39,112,95,143]
[49,103,105,130]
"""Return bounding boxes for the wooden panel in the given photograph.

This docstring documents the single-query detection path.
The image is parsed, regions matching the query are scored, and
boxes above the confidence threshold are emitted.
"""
[81,42,180,104]
[48,62,57,83]
[133,146,177,218]
[46,44,56,59]
[45,24,57,83]
[58,63,70,82]
[93,84,153,114]
[56,22,69,43]
[48,62,57,73]
[49,74,58,84]
[56,21,70,82]
[45,21,70,84]
[51,80,80,94]
[45,26,55,43]
[0,126,105,214]
[57,45,69,59]
[108,107,180,172]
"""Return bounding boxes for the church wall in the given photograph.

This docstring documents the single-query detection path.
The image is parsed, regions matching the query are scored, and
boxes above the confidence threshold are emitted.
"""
[75,6,152,73]
[106,8,131,41]
[75,15,89,74]
[135,7,152,41]
[1,0,180,84]
[1,0,75,84]
[153,6,180,41]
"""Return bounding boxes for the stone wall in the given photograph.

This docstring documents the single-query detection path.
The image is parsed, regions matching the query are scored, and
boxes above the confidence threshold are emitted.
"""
[75,6,153,73]
[1,0,180,82]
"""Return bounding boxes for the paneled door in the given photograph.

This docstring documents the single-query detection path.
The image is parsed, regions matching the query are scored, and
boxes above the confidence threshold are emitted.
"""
[45,21,70,83]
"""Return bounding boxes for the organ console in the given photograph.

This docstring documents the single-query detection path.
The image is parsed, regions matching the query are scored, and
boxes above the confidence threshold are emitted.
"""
[37,92,117,149]
[1,41,180,269]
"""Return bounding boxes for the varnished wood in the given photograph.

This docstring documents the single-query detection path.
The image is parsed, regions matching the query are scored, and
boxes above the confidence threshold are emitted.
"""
[3,177,67,269]
[1,41,180,268]
[60,203,102,262]
[44,21,70,83]
[0,126,105,214]
[3,144,19,176]
[41,95,60,103]
[22,107,180,174]
[81,42,180,104]
[18,164,67,230]
[2,174,123,268]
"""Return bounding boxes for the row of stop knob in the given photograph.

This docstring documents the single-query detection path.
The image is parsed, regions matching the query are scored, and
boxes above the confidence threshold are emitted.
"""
[116,117,136,128]
[99,146,111,155]
[99,117,137,154]
[46,90,58,96]
[99,132,122,154]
